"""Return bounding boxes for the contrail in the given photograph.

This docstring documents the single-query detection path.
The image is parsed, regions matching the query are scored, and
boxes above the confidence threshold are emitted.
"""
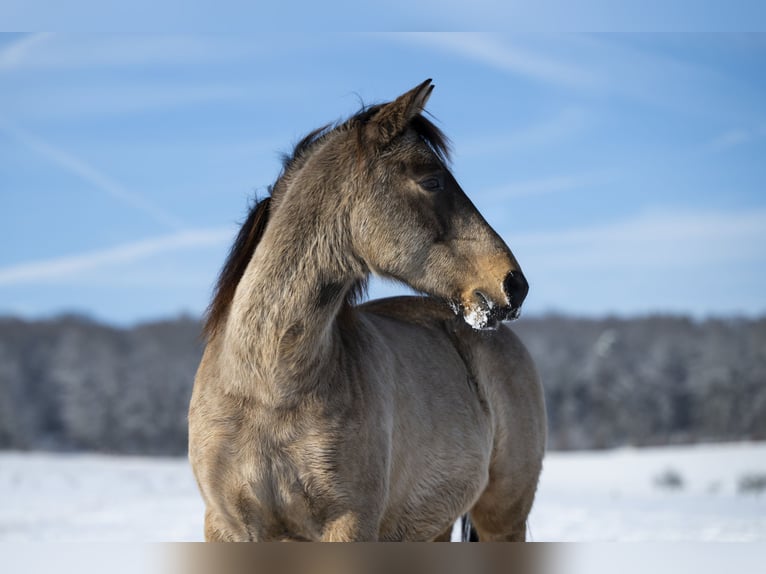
[0,227,234,285]
[0,33,52,69]
[0,119,186,231]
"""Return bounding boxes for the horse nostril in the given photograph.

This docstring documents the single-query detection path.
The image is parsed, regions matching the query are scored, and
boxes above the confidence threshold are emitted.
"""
[503,271,529,308]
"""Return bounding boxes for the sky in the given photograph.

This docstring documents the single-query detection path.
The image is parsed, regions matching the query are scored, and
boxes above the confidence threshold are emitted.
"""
[1,33,765,324]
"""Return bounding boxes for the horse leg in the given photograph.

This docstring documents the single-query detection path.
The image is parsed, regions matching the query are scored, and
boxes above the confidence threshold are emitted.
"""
[204,508,233,542]
[320,511,380,542]
[468,484,537,542]
[472,517,527,542]
[432,526,453,542]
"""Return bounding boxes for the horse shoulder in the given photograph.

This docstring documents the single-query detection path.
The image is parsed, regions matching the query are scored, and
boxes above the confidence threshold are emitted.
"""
[464,323,547,476]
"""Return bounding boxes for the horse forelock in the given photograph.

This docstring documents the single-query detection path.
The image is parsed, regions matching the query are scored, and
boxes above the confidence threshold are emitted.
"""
[408,113,451,165]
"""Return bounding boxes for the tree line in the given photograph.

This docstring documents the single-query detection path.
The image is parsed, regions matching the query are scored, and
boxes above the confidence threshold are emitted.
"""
[0,313,763,454]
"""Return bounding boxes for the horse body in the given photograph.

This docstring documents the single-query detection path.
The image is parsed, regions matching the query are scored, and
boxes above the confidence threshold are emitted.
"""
[189,80,546,541]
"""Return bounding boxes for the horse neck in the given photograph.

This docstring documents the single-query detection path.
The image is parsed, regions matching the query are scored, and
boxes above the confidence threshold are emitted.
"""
[222,179,363,403]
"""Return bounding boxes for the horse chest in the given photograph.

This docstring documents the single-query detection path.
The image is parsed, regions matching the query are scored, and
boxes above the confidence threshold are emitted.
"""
[221,417,361,540]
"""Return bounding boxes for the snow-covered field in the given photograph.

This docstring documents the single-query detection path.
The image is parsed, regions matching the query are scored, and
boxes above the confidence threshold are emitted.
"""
[1,442,765,542]
[530,441,766,541]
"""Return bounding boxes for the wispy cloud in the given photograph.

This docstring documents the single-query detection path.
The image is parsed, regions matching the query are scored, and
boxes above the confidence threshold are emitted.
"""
[1,36,262,120]
[710,125,766,151]
[0,120,186,230]
[396,33,597,90]
[405,33,752,121]
[507,208,766,315]
[0,35,257,71]
[0,33,52,69]
[509,209,766,270]
[570,35,764,121]
[457,107,589,158]
[481,171,612,201]
[8,83,252,120]
[0,228,234,286]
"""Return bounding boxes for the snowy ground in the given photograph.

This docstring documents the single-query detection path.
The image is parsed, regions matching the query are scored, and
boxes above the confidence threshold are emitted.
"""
[1,442,765,542]
[529,441,766,542]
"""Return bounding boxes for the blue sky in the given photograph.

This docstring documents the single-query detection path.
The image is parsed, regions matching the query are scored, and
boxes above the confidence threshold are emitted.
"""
[1,33,765,324]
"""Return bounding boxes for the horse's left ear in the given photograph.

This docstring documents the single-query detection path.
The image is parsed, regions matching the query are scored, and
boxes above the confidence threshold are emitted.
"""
[367,79,434,145]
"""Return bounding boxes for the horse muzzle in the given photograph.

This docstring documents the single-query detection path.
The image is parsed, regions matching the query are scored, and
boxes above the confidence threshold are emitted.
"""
[458,270,528,330]
[503,270,529,314]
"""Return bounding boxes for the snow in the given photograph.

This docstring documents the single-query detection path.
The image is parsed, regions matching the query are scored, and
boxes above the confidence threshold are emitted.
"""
[0,453,204,542]
[1,442,765,542]
[529,441,766,542]
[463,303,492,330]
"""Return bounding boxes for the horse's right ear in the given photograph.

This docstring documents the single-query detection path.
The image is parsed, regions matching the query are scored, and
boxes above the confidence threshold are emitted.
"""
[366,79,434,145]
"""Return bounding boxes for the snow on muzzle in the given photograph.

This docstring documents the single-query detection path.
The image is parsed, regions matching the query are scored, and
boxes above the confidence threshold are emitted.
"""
[460,271,529,330]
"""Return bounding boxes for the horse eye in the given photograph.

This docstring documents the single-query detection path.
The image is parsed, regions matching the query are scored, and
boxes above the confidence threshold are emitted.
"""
[419,177,443,192]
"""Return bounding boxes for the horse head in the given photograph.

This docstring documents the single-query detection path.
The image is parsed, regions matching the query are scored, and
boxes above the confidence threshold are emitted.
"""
[350,79,528,329]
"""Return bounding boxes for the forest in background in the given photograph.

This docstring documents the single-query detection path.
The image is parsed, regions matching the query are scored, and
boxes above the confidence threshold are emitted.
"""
[0,313,764,455]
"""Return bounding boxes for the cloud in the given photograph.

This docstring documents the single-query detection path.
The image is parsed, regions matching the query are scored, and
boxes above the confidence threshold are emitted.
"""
[508,209,766,270]
[0,120,186,230]
[0,33,52,69]
[8,83,252,120]
[503,208,766,315]
[0,35,257,71]
[0,228,234,286]
[481,171,611,201]
[711,129,751,149]
[403,33,752,121]
[0,36,268,121]
[457,107,589,158]
[710,126,766,151]
[395,33,596,90]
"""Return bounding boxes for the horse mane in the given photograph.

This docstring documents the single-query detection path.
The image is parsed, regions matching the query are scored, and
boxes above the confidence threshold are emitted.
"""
[202,108,449,340]
[203,195,272,339]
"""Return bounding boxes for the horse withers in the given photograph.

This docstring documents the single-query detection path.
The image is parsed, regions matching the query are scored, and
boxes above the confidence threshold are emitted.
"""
[188,80,546,541]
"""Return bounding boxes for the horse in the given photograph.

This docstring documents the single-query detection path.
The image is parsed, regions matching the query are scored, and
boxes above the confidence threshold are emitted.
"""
[188,80,547,542]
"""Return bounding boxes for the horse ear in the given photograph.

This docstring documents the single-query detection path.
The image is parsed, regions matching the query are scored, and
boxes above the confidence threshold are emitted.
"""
[367,79,434,145]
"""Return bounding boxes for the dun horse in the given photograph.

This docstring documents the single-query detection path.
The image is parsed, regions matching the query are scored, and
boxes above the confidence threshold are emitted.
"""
[189,80,546,541]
